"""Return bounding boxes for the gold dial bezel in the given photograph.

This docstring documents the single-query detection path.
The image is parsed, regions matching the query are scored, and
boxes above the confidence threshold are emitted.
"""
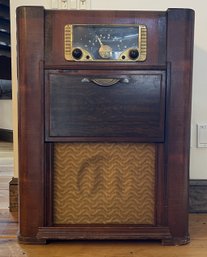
[64,24,147,62]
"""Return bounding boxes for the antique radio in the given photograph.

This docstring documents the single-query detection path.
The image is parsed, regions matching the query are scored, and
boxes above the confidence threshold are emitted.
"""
[17,7,194,245]
[64,24,147,62]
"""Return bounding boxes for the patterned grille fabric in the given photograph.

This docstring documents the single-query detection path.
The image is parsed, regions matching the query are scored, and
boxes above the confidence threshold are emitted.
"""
[53,143,155,224]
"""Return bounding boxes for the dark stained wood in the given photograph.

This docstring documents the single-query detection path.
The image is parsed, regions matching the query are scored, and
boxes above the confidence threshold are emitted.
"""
[45,70,165,141]
[45,143,54,227]
[17,6,45,243]
[37,226,171,241]
[17,7,194,245]
[155,144,167,227]
[45,10,166,68]
[165,8,194,245]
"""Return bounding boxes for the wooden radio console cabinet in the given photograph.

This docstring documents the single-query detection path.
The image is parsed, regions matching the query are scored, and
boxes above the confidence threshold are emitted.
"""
[17,7,194,245]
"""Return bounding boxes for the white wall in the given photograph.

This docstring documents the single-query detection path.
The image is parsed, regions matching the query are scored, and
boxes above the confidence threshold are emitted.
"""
[10,0,207,179]
[0,100,12,129]
[10,0,51,177]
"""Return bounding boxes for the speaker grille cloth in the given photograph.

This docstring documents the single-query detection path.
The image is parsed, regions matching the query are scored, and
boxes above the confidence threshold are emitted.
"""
[53,143,155,224]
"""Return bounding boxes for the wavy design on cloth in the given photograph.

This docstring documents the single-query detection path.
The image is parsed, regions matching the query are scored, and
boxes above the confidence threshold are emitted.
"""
[53,143,155,224]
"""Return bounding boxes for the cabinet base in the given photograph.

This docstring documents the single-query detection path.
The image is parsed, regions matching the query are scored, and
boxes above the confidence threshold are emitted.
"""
[18,226,190,246]
[18,236,190,246]
[18,235,47,245]
[162,235,190,246]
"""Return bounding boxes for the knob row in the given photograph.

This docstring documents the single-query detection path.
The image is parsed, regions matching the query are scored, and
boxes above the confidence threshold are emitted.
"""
[72,48,139,60]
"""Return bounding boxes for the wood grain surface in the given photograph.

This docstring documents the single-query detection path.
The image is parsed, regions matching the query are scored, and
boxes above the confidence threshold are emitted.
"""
[17,7,194,245]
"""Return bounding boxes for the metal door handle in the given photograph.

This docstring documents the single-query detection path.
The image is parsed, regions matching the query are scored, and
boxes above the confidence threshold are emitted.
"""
[81,78,129,86]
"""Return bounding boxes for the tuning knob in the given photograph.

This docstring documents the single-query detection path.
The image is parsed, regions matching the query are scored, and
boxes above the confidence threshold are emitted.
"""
[129,49,139,60]
[72,48,83,60]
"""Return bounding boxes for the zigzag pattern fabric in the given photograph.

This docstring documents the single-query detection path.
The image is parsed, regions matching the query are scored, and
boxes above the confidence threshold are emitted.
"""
[53,143,155,224]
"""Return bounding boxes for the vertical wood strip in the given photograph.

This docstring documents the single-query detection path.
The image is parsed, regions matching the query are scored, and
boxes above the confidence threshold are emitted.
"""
[17,6,45,242]
[165,8,194,242]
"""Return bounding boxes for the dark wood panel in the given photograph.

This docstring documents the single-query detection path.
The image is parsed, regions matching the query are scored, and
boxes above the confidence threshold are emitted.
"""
[37,226,171,241]
[165,8,194,242]
[45,10,166,67]
[46,70,165,140]
[17,7,194,245]
[17,6,45,243]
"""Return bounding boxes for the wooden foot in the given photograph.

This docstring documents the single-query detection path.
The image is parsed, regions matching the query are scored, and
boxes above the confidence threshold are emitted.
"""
[18,235,47,245]
[162,235,190,246]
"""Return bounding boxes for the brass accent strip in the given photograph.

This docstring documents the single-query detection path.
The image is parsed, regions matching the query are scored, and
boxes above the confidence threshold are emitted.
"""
[139,25,147,61]
[64,25,72,61]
